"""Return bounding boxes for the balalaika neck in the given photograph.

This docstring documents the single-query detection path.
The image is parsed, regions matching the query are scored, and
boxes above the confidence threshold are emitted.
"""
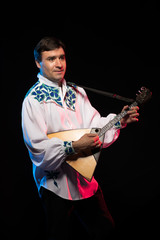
[99,101,138,137]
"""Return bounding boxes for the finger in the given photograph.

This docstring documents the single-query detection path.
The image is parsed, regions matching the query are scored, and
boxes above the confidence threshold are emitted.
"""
[130,107,139,112]
[127,109,138,115]
[129,112,139,117]
[122,105,129,112]
[130,117,139,122]
[95,140,102,148]
[94,136,100,143]
[131,106,139,110]
[125,106,139,114]
[93,136,102,146]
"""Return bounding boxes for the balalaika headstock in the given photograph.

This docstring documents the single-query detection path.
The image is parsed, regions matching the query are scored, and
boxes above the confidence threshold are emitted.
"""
[136,87,152,105]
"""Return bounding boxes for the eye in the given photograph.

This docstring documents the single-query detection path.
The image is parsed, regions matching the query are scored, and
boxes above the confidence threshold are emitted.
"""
[48,57,56,62]
[60,55,65,60]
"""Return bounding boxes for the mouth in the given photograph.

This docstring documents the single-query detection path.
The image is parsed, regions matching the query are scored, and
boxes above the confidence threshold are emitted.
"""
[54,69,64,73]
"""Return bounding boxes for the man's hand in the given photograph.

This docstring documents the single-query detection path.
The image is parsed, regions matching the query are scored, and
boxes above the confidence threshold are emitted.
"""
[72,133,102,153]
[120,105,140,126]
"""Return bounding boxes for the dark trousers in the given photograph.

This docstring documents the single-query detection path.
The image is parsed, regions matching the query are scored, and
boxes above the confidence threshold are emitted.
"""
[40,185,115,240]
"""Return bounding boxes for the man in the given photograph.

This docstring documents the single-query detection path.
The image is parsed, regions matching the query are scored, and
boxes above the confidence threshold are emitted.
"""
[22,36,139,240]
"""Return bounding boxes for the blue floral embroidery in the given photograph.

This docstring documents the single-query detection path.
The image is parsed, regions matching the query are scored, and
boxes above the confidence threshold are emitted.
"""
[45,171,60,188]
[65,86,77,111]
[63,141,75,155]
[25,80,40,98]
[31,83,63,106]
[28,81,77,111]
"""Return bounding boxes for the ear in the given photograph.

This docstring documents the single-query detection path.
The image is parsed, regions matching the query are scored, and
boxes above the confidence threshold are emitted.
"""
[35,60,41,69]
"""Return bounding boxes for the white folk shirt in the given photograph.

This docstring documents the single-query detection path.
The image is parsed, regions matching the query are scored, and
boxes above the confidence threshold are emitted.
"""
[22,74,121,200]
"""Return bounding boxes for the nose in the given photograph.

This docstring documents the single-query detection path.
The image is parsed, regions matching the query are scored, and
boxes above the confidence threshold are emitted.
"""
[55,58,63,68]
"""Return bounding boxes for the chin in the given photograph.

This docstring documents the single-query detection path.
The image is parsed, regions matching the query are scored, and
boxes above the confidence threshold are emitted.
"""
[56,75,65,82]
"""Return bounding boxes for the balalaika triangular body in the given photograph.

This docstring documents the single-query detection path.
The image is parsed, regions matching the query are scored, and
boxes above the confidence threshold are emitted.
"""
[47,87,152,182]
[47,128,104,182]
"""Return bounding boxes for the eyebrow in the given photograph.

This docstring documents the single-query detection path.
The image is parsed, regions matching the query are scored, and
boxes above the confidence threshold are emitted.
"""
[46,54,65,60]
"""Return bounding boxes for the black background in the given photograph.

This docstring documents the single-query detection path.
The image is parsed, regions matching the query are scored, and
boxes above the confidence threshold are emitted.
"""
[1,1,159,239]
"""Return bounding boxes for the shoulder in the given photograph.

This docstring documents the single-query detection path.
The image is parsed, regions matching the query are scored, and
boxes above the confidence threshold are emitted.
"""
[24,80,60,104]
[22,80,43,111]
[24,80,41,100]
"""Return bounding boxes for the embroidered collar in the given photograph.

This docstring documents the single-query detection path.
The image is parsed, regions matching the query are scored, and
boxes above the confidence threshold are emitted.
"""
[65,86,76,111]
[28,75,77,111]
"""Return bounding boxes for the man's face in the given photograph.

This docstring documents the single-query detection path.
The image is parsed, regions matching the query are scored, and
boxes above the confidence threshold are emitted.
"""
[36,47,66,84]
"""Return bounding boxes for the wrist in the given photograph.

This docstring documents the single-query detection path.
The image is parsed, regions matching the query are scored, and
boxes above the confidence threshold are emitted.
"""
[63,141,75,155]
[120,119,127,128]
[72,141,79,153]
[114,120,127,129]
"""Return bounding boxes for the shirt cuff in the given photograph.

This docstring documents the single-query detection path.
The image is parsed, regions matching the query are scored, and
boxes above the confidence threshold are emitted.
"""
[63,141,75,155]
[114,120,126,129]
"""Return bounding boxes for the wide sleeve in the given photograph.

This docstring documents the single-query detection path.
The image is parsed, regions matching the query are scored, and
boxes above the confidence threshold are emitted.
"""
[79,88,121,148]
[21,97,74,171]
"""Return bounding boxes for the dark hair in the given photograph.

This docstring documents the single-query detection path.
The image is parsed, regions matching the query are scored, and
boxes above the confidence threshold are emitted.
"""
[34,36,66,62]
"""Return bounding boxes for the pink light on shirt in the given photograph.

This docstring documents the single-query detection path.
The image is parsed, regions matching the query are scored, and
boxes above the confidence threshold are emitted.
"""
[76,173,98,199]
[66,176,72,200]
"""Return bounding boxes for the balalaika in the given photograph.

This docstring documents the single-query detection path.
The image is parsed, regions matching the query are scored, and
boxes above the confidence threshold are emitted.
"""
[47,87,152,181]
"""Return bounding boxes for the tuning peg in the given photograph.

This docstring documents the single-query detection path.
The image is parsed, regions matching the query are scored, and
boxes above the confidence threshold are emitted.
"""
[141,86,146,91]
[138,90,142,94]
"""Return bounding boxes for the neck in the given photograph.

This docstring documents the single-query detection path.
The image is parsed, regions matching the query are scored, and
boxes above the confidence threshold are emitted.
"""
[39,73,64,88]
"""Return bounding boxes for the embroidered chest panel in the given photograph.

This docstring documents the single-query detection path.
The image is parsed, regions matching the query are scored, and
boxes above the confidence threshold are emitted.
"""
[28,81,77,111]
